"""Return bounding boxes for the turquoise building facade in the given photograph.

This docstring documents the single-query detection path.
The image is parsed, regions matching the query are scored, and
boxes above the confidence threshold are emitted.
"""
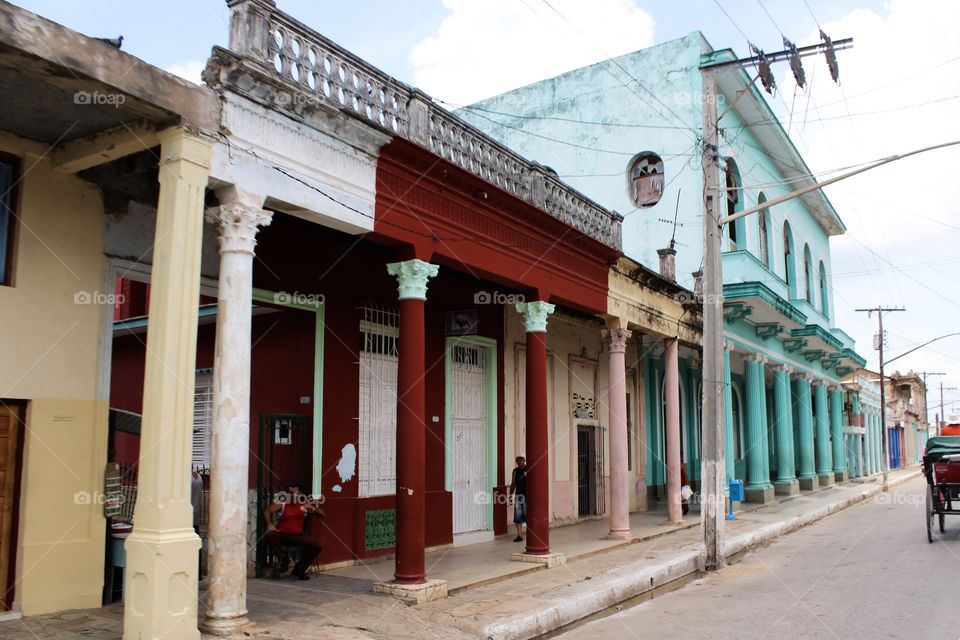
[461,32,867,502]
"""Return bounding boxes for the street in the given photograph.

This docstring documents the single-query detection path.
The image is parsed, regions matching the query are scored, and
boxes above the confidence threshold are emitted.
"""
[556,476,959,640]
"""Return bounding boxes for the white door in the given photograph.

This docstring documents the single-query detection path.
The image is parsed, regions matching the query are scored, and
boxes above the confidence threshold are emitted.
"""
[451,343,488,534]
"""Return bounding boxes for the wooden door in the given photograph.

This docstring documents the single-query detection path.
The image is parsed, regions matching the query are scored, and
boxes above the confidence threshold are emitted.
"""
[0,404,21,612]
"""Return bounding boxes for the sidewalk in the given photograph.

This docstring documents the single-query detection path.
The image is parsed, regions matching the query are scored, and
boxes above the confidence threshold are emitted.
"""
[1,467,920,640]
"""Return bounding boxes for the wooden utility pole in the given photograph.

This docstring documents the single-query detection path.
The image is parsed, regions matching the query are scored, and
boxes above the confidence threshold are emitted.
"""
[856,307,904,489]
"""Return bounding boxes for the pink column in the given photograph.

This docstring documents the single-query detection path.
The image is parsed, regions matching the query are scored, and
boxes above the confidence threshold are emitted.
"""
[604,325,632,539]
[664,338,682,524]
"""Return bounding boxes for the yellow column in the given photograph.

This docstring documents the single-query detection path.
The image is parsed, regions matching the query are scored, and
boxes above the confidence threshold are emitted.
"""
[123,128,211,640]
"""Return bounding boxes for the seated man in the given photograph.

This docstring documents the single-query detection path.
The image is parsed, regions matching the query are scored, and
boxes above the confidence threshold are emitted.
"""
[263,483,324,580]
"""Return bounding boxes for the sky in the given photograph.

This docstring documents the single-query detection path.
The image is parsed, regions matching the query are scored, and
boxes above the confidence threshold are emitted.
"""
[14,0,960,418]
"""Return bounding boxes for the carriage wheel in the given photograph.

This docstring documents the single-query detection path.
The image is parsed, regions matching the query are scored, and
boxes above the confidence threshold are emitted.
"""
[926,485,935,543]
[939,489,947,533]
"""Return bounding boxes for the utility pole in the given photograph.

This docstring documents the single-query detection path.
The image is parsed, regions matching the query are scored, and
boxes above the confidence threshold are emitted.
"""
[697,34,852,572]
[916,372,945,436]
[856,307,905,489]
[941,382,957,436]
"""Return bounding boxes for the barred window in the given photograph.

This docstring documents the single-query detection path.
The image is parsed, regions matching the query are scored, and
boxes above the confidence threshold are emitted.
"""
[358,303,399,497]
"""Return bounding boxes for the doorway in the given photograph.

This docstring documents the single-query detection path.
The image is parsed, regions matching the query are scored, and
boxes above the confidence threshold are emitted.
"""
[446,337,496,544]
[577,425,605,516]
[0,403,23,612]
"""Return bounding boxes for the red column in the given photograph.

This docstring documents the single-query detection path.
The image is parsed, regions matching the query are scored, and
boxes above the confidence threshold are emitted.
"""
[395,297,426,583]
[525,330,550,555]
[517,300,555,556]
[387,259,438,584]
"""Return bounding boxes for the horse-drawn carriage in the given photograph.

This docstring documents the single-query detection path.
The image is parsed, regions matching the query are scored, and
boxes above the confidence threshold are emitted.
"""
[922,436,960,542]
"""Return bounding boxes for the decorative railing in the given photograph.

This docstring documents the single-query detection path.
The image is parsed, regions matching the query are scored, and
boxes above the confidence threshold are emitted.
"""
[224,0,621,249]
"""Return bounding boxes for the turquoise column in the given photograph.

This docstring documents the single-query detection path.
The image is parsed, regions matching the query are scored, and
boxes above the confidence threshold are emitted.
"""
[814,381,834,485]
[744,355,773,501]
[794,374,816,489]
[830,387,847,481]
[759,375,771,485]
[773,364,798,494]
[864,412,873,475]
[723,344,735,484]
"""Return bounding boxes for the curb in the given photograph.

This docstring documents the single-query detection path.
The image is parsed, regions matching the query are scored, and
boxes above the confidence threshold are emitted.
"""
[481,470,920,640]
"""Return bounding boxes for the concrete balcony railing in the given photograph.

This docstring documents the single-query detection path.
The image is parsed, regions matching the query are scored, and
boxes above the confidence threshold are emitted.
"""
[722,250,789,301]
[221,0,622,250]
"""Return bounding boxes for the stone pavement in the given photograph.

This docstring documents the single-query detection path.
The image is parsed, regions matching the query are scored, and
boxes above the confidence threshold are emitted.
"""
[0,467,920,640]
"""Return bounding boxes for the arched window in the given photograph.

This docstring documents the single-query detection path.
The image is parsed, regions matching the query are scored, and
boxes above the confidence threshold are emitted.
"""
[724,158,744,251]
[627,152,664,207]
[803,244,813,303]
[783,221,796,298]
[819,260,829,317]
[757,192,769,267]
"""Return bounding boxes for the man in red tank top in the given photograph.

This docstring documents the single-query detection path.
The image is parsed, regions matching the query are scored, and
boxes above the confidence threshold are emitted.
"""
[263,483,324,579]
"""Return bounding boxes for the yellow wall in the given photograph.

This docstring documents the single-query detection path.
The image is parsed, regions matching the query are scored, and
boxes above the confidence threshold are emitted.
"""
[0,133,108,615]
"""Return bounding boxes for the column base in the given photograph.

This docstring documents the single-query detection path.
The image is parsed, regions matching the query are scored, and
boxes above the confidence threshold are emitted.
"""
[603,529,632,541]
[774,479,800,496]
[817,473,835,487]
[373,579,448,604]
[798,476,818,491]
[123,528,201,640]
[744,485,775,504]
[834,470,849,483]
[200,614,254,637]
[510,551,567,568]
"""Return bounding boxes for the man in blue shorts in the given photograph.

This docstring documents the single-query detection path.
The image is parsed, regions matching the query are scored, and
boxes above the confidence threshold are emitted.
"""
[509,456,527,542]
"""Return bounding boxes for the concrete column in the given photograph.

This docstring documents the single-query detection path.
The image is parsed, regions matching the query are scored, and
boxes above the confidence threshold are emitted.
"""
[603,323,632,539]
[387,259,438,583]
[794,374,817,490]
[201,190,272,635]
[663,338,683,523]
[814,381,834,486]
[759,369,771,486]
[830,386,848,482]
[516,301,557,557]
[773,364,799,495]
[744,354,773,503]
[123,129,211,640]
[723,342,735,485]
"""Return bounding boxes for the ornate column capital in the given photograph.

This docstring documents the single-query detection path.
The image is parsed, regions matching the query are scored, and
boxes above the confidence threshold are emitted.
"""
[828,384,843,393]
[723,339,736,352]
[811,378,828,388]
[792,372,814,383]
[386,259,439,301]
[772,363,792,375]
[516,300,555,333]
[602,328,633,354]
[206,200,272,256]
[745,352,767,365]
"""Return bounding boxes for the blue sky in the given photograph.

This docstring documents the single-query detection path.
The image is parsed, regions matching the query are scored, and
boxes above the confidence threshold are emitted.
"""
[13,1,960,412]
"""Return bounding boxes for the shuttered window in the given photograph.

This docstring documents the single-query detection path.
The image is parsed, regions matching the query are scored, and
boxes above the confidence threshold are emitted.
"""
[192,370,214,470]
[358,304,399,497]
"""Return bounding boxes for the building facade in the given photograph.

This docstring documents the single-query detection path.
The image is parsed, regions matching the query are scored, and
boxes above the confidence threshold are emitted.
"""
[461,31,867,505]
[885,371,929,468]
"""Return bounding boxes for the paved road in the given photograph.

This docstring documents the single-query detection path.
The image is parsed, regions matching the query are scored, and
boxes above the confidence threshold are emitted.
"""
[555,475,960,640]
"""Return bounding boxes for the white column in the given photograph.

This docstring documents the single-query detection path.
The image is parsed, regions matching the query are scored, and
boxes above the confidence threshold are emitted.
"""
[202,189,272,635]
[603,323,632,539]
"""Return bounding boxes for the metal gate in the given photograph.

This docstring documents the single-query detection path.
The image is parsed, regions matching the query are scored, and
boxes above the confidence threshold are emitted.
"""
[577,425,606,517]
[451,343,489,534]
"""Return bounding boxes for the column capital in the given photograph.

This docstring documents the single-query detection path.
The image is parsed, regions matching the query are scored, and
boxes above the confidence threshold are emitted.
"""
[206,200,272,256]
[386,259,439,301]
[723,339,736,352]
[792,372,814,383]
[745,352,767,365]
[811,378,829,388]
[828,384,843,393]
[516,300,555,333]
[772,363,792,375]
[602,328,633,353]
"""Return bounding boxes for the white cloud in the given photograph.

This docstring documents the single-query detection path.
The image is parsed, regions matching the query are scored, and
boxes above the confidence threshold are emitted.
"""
[409,0,654,105]
[164,59,206,85]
